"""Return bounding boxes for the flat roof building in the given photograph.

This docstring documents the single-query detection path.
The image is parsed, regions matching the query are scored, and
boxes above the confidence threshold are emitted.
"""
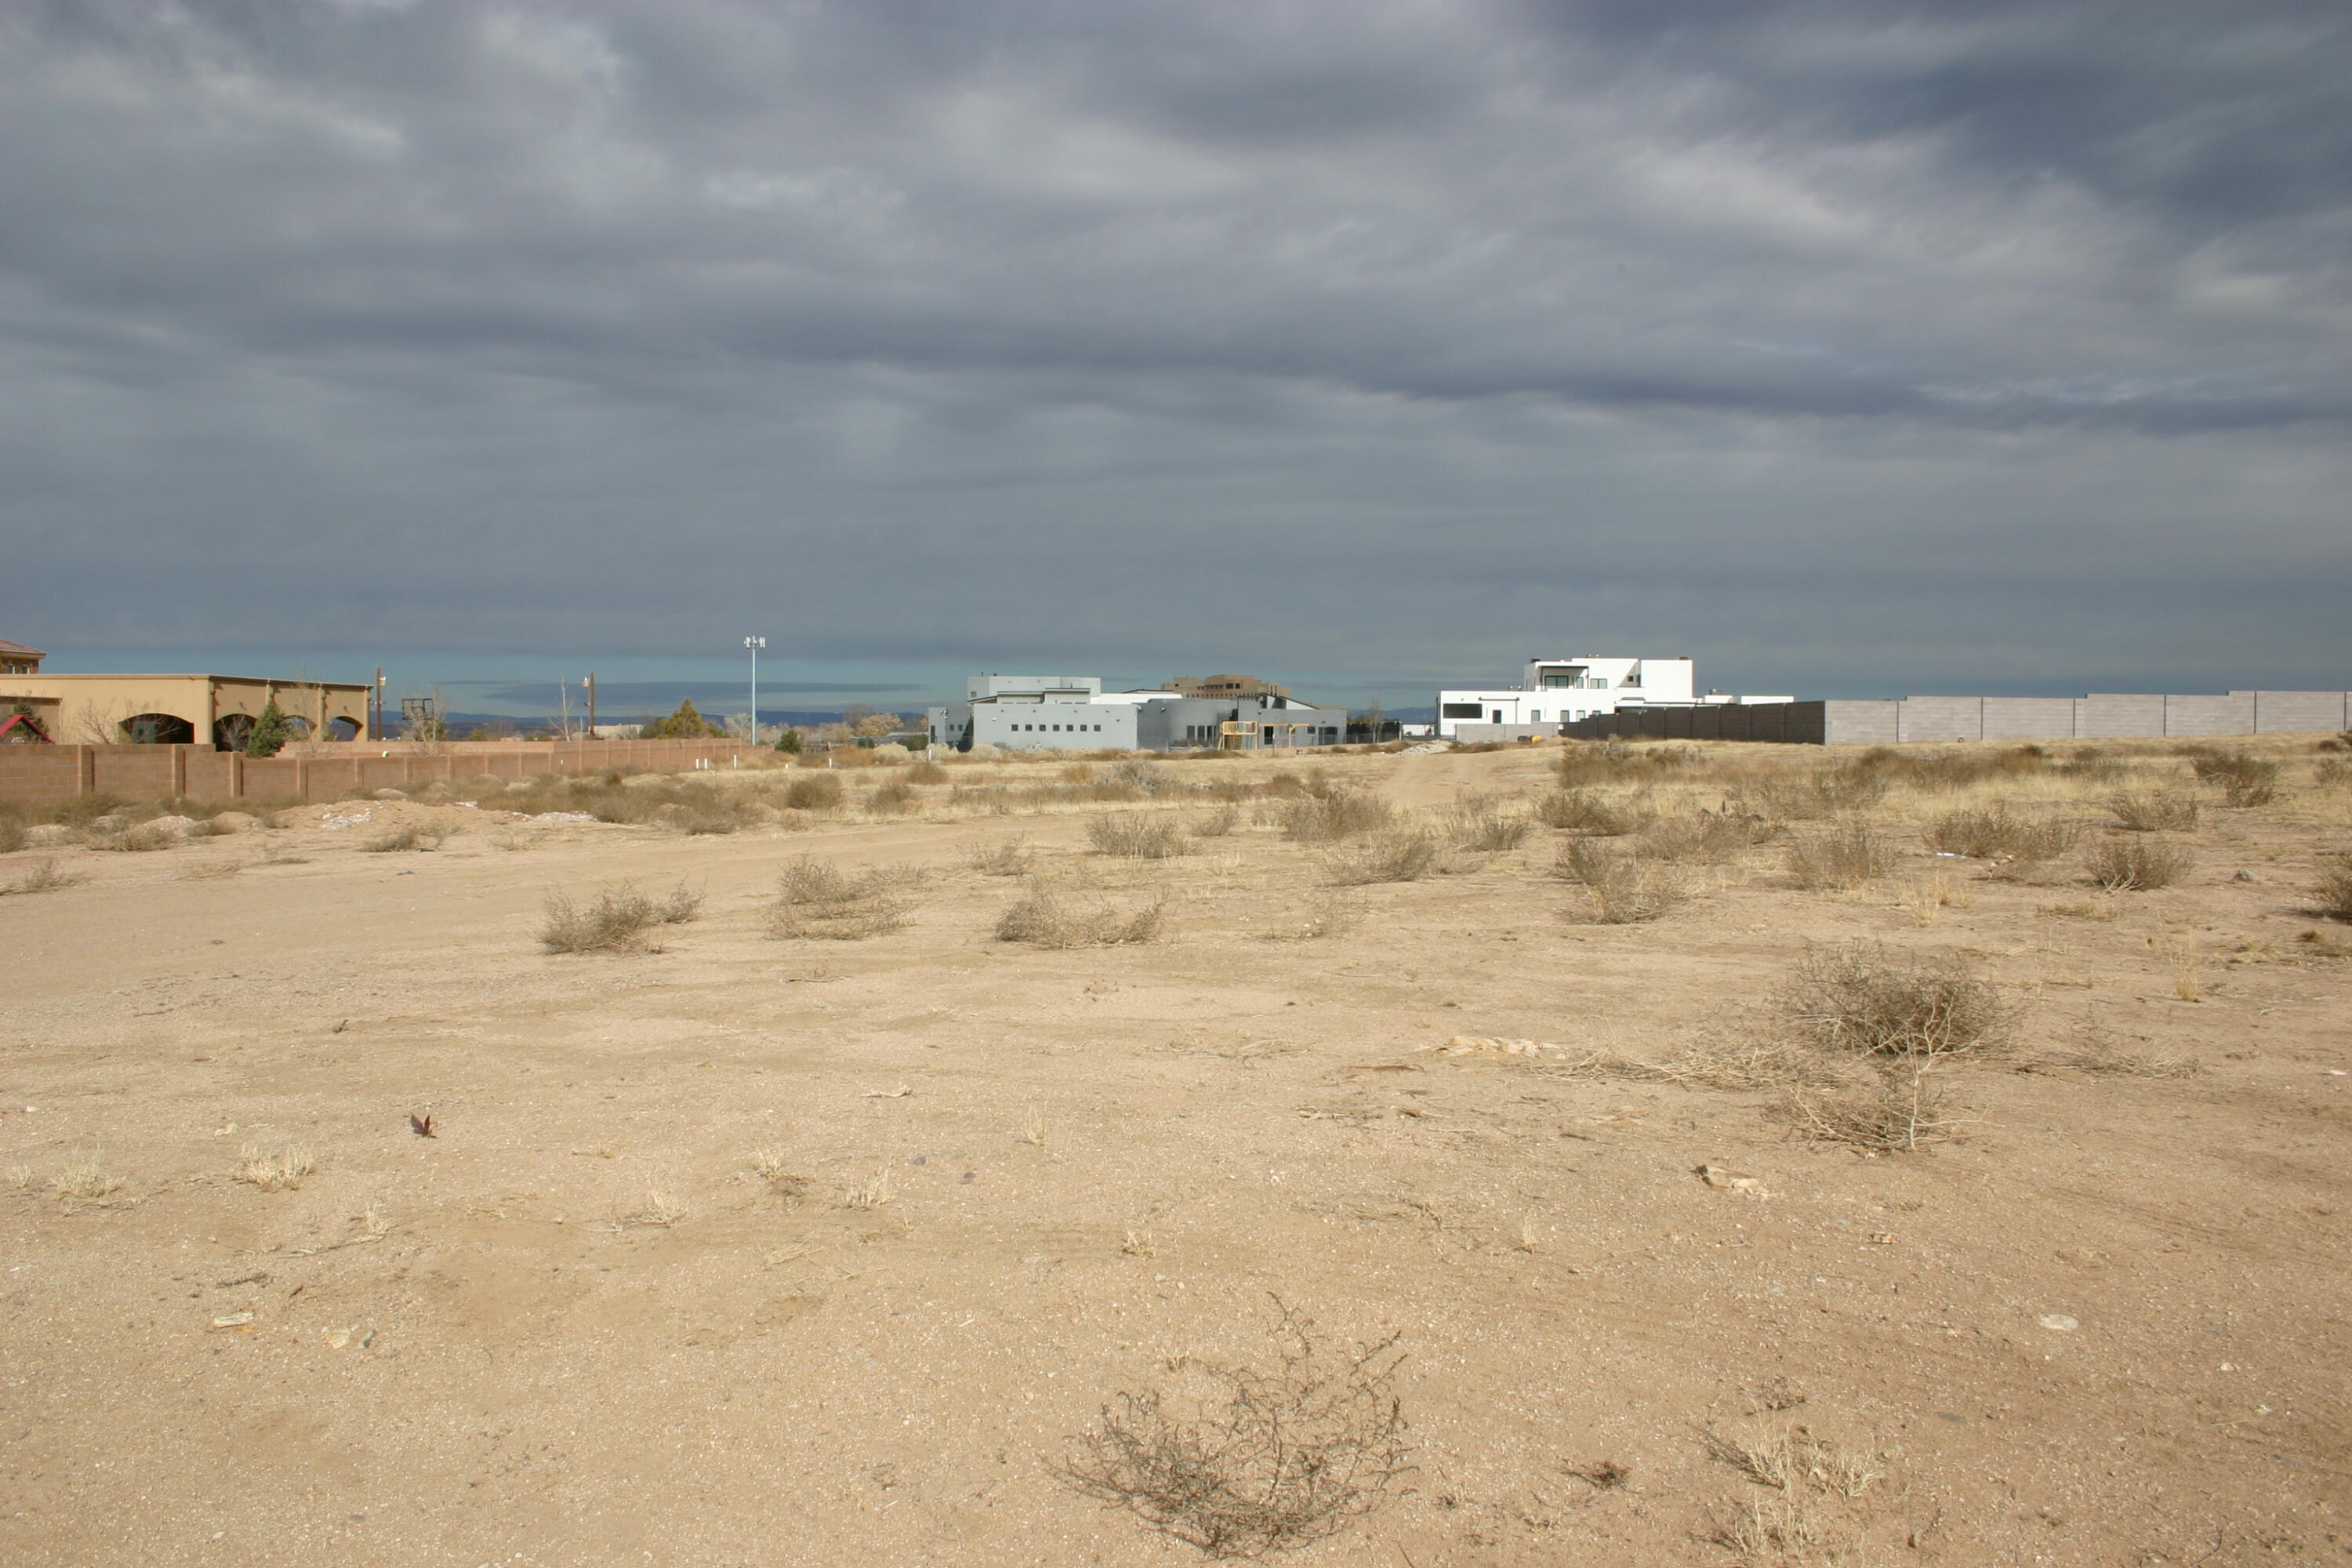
[0,668,372,750]
[929,674,1345,753]
[1436,656,1788,740]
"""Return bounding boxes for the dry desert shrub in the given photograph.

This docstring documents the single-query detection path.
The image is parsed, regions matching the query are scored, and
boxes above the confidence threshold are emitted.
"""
[967,836,1035,877]
[2190,750,2280,807]
[236,1144,314,1192]
[1780,944,2010,1063]
[1089,811,1193,859]
[2,858,87,895]
[771,857,909,939]
[1781,1072,1969,1152]
[1532,788,1644,835]
[2088,837,2191,891]
[1553,839,1688,923]
[1548,1037,1833,1091]
[867,779,917,815]
[2043,1019,2201,1078]
[1554,742,1694,787]
[995,881,1165,947]
[363,825,446,852]
[783,773,845,811]
[1745,767,1889,819]
[1323,828,1439,886]
[1922,807,2078,862]
[52,1160,122,1200]
[1054,1301,1410,1559]
[2107,790,2199,832]
[906,760,950,785]
[2316,856,2352,921]
[542,882,703,953]
[1439,792,1530,851]
[1785,820,1895,889]
[1192,804,1240,838]
[1275,789,1395,843]
[85,822,178,852]
[1639,812,1782,863]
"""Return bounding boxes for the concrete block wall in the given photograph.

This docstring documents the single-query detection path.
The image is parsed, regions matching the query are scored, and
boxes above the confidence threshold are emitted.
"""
[1983,698,2078,740]
[2253,691,2347,733]
[1559,690,2347,747]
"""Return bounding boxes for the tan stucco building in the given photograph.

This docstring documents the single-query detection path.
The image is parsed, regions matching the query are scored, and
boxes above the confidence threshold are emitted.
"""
[0,666,371,749]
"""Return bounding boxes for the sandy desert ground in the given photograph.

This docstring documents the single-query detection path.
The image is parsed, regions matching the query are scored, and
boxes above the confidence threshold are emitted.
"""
[2,737,2348,1567]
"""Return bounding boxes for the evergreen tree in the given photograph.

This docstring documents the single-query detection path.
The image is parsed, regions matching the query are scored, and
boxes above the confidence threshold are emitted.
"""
[774,728,803,753]
[245,698,292,757]
[644,698,720,739]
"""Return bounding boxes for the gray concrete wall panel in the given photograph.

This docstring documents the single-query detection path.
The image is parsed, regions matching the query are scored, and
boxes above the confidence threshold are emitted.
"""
[2253,691,2347,733]
[2080,694,2166,739]
[1823,702,1900,746]
[1897,697,1984,743]
[2163,692,2255,736]
[1982,698,2076,741]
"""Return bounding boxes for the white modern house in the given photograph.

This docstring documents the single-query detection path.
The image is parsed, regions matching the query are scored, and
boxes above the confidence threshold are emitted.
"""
[928,674,1345,753]
[1436,657,1788,740]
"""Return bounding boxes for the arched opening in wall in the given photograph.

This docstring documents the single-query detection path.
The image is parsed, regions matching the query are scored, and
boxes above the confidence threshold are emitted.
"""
[120,713,195,745]
[323,716,361,742]
[283,715,313,741]
[213,713,255,751]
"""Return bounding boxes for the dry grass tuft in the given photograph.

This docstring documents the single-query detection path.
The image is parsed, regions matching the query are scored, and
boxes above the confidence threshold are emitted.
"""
[52,1160,122,1200]
[1922,808,2079,862]
[542,882,703,953]
[770,857,909,940]
[2,858,88,895]
[1786,821,1896,889]
[616,1188,686,1228]
[1054,1301,1411,1559]
[236,1144,314,1192]
[1532,789,1644,835]
[1547,1036,1834,1091]
[1089,812,1193,859]
[995,881,1166,947]
[843,1167,895,1209]
[2108,791,2199,832]
[1323,829,1439,887]
[906,760,950,785]
[1744,768,1889,819]
[1553,839,1689,924]
[749,1149,811,1200]
[2087,837,2191,892]
[1780,943,2010,1062]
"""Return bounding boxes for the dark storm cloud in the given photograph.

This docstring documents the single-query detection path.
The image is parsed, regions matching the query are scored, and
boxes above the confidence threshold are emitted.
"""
[0,0,2345,696]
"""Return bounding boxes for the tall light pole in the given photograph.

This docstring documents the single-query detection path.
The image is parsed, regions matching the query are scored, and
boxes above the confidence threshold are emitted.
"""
[744,637,765,746]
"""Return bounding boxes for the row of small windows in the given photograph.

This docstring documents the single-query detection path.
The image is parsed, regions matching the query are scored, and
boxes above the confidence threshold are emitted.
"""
[1010,722,1103,732]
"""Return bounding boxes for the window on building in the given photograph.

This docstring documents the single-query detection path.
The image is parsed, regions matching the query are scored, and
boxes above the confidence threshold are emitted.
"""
[1441,702,1484,719]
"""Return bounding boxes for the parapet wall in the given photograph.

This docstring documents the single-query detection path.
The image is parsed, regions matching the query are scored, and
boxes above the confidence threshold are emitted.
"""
[0,739,753,805]
[1563,691,2348,747]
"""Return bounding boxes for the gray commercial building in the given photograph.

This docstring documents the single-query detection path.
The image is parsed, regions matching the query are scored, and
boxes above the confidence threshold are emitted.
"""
[927,674,1345,753]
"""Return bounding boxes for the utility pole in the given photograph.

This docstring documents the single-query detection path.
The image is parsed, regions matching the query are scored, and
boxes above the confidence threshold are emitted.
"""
[372,666,385,742]
[744,637,765,745]
[584,673,596,739]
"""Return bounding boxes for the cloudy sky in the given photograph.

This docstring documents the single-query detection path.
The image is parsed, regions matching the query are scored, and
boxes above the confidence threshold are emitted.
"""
[3,0,2347,715]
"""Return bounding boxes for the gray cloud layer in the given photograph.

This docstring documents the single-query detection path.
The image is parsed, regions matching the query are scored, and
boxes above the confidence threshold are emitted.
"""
[3,0,2346,698]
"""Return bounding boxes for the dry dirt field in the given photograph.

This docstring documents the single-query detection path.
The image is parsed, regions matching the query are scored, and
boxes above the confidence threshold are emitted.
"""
[3,738,2349,1567]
